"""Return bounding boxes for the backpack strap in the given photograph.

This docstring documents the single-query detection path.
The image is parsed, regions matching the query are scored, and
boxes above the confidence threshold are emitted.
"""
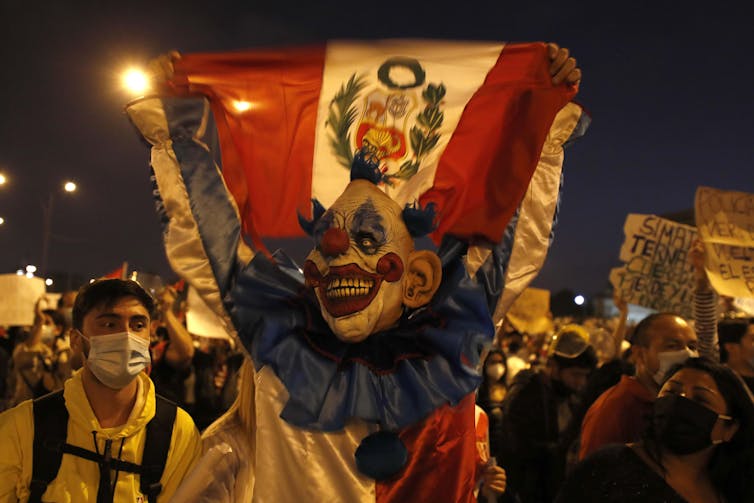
[30,390,68,503]
[29,390,177,503]
[139,394,177,502]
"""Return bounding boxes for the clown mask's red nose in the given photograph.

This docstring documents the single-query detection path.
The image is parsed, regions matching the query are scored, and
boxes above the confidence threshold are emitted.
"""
[320,227,350,257]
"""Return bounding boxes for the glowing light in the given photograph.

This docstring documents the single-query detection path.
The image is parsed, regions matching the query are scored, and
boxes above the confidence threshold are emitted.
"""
[0,217,4,225]
[64,181,77,193]
[89,278,96,283]
[45,278,53,286]
[232,100,252,112]
[122,68,150,95]
[0,173,6,185]
[26,272,34,278]
[16,270,23,276]
[574,295,585,306]
[26,265,37,273]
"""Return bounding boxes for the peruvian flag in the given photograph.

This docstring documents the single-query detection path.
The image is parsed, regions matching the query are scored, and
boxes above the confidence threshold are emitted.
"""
[164,40,579,244]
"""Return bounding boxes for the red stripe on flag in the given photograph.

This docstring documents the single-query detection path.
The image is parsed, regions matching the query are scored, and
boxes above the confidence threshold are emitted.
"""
[376,393,479,503]
[174,46,326,239]
[420,42,577,244]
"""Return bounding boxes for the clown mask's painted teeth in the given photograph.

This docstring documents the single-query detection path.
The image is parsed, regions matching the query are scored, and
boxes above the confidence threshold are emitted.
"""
[325,286,372,299]
[326,277,374,291]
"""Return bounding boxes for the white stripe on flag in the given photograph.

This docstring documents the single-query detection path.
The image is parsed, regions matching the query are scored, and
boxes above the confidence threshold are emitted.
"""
[127,97,240,339]
[492,102,585,329]
[311,40,505,208]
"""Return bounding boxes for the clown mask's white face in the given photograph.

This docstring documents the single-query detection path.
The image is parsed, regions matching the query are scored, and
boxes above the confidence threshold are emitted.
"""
[303,180,441,342]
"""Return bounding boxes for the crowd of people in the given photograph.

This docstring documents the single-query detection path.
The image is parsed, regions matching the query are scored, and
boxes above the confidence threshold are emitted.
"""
[475,244,754,502]
[1,240,752,502]
[1,43,752,502]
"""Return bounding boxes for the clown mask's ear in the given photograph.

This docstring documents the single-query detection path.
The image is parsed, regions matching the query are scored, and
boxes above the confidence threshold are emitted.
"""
[403,250,442,309]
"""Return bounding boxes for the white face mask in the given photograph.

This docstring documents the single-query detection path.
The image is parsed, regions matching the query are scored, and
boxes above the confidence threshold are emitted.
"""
[40,325,56,344]
[82,331,151,389]
[485,362,506,382]
[652,348,698,385]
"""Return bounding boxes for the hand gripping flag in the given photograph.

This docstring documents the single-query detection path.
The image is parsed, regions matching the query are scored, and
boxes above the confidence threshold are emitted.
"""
[127,39,588,328]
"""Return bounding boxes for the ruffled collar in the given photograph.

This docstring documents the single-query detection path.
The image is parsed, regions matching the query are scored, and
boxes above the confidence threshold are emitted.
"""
[230,250,493,432]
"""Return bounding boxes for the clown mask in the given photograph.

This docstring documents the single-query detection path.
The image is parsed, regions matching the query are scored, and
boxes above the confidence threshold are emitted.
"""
[303,180,442,342]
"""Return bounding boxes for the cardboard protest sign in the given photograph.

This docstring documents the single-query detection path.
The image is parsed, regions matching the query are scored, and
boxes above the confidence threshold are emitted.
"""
[0,274,46,326]
[186,286,232,340]
[695,186,754,298]
[505,287,553,334]
[734,297,754,317]
[609,214,697,318]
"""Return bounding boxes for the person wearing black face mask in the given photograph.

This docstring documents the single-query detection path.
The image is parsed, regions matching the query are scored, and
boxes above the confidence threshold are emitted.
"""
[557,357,754,503]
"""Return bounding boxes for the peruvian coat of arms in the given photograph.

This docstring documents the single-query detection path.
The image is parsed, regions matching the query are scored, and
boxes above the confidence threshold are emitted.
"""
[326,56,446,186]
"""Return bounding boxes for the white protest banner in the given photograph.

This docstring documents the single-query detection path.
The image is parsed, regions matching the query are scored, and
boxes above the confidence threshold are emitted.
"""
[186,286,231,340]
[0,274,46,326]
[695,186,754,298]
[609,214,697,318]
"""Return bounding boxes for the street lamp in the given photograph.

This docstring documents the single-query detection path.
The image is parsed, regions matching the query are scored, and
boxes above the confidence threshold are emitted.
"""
[41,181,78,275]
[122,68,150,95]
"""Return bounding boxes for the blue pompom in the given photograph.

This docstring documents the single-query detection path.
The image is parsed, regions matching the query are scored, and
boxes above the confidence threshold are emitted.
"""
[355,430,407,480]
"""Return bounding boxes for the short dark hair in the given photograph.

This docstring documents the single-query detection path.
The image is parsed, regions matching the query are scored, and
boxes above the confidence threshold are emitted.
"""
[631,312,680,347]
[72,279,155,331]
[42,309,67,330]
[718,318,753,363]
[552,345,598,370]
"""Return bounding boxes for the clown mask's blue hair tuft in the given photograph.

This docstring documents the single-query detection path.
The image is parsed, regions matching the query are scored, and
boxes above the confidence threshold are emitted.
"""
[350,147,386,185]
[402,201,437,238]
[297,199,327,236]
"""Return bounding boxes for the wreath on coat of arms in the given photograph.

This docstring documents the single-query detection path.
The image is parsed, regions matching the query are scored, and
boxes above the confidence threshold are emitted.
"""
[326,57,446,186]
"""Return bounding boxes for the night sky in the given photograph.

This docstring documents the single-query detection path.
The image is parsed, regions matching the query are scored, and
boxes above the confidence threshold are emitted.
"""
[1,1,752,298]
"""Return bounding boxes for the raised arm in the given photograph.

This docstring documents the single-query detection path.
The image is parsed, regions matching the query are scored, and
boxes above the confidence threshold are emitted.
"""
[127,55,252,335]
[690,239,719,361]
[159,286,196,370]
[457,43,586,327]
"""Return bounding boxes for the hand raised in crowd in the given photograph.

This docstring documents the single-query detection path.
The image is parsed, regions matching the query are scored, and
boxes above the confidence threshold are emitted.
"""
[547,43,581,86]
[33,295,46,324]
[689,238,711,290]
[159,285,178,313]
[481,463,507,498]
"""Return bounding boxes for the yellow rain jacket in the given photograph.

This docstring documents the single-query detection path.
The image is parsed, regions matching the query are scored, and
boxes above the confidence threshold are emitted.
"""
[0,369,201,502]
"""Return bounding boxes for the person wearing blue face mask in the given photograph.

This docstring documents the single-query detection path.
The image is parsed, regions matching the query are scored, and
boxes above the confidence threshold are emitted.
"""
[0,279,201,502]
[558,357,754,503]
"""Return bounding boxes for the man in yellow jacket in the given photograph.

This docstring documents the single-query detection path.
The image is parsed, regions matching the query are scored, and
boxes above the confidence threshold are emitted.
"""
[0,279,202,502]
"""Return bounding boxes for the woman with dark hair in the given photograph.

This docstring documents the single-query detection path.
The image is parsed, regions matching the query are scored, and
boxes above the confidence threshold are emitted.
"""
[556,357,754,502]
[477,348,508,465]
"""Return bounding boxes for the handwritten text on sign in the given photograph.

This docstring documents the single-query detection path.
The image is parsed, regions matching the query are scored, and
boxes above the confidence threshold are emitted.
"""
[609,214,697,318]
[695,186,754,298]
